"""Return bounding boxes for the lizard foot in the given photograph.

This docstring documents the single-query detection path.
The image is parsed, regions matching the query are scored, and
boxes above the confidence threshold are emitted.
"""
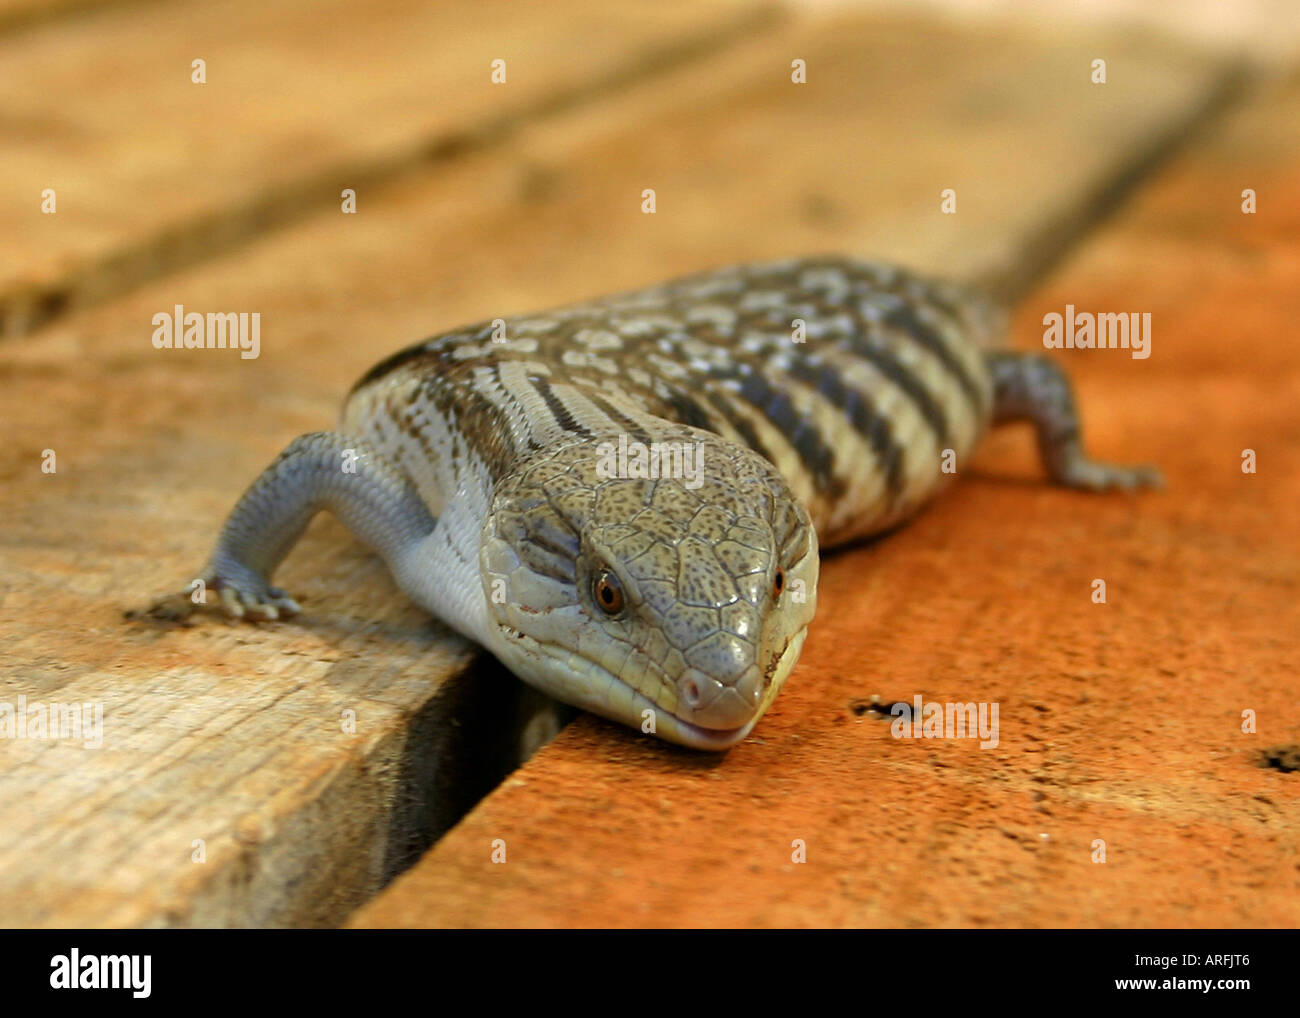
[145,566,301,623]
[1057,453,1164,493]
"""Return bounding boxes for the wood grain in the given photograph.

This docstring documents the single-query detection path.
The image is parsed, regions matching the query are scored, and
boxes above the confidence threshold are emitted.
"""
[0,0,775,336]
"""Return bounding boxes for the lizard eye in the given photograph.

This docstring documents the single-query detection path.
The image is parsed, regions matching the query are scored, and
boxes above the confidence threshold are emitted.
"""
[594,571,625,615]
[773,568,785,600]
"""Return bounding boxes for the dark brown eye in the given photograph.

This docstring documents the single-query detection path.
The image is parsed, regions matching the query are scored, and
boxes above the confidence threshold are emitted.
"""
[594,571,624,615]
[773,568,785,599]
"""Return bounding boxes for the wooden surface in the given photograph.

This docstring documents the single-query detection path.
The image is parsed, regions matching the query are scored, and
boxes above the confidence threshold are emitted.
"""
[353,70,1300,928]
[0,0,774,336]
[1,0,1289,928]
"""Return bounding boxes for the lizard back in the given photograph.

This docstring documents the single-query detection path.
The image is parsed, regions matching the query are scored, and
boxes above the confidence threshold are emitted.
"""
[343,255,999,548]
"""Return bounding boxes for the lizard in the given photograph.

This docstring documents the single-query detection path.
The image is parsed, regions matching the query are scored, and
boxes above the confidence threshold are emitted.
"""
[147,256,1161,750]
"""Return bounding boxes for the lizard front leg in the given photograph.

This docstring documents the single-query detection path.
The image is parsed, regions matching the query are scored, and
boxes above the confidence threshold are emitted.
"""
[148,431,437,621]
[985,351,1163,491]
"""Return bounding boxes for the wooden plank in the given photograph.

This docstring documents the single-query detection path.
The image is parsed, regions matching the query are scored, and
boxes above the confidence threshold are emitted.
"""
[443,10,1243,304]
[0,11,1238,926]
[0,0,775,337]
[351,70,1300,928]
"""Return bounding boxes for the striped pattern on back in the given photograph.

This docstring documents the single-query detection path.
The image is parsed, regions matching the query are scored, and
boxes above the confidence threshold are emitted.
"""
[342,256,999,547]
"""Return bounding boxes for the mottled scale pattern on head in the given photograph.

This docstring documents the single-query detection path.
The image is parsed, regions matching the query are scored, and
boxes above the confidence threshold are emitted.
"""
[479,426,815,733]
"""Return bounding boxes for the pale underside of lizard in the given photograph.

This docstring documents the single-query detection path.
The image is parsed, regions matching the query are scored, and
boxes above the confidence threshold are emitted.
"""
[148,256,1160,749]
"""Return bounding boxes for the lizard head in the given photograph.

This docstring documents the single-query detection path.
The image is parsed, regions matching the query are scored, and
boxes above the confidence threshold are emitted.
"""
[480,428,818,750]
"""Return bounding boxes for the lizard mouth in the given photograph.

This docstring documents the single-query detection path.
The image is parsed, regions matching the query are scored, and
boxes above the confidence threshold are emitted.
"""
[495,622,807,751]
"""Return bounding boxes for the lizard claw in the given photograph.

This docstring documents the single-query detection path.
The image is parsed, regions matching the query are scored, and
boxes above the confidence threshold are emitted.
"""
[212,574,301,621]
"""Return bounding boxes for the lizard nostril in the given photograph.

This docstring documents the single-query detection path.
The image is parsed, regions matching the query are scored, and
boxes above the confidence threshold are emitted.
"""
[681,677,703,708]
